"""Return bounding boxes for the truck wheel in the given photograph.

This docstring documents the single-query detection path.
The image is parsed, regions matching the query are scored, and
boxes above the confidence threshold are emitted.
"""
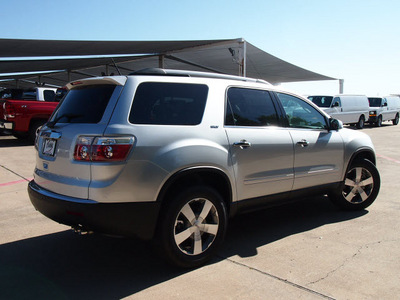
[329,158,380,210]
[375,115,382,127]
[158,186,227,268]
[29,120,45,143]
[356,115,365,129]
[393,114,399,125]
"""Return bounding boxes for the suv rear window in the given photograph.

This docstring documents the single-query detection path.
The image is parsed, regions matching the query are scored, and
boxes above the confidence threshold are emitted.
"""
[129,82,208,125]
[51,84,116,124]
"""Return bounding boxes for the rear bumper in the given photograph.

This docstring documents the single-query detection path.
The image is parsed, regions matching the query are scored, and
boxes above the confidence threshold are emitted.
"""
[28,180,161,240]
[0,120,13,134]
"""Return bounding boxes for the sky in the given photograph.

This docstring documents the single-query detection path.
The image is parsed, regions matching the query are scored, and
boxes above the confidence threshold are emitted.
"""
[1,0,399,96]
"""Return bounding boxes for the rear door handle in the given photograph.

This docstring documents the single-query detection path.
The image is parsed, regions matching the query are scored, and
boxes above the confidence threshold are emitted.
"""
[233,140,252,149]
[297,139,309,147]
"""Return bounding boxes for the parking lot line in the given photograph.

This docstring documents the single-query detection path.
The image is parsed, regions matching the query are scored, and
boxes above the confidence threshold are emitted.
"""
[0,178,33,187]
[377,154,400,164]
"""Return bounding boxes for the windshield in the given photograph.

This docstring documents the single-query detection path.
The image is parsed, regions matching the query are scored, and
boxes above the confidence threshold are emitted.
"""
[308,96,333,108]
[51,84,116,124]
[368,97,382,107]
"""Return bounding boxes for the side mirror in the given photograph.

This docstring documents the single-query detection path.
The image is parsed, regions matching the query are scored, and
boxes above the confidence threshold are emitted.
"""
[332,102,340,107]
[329,118,343,131]
[383,102,388,107]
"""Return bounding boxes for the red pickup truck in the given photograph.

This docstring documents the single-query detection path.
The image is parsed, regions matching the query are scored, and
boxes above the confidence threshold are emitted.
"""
[0,87,64,142]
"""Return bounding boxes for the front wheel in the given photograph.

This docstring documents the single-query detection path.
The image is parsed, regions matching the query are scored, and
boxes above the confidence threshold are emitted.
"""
[329,159,380,210]
[375,115,382,127]
[158,186,228,268]
[393,113,399,125]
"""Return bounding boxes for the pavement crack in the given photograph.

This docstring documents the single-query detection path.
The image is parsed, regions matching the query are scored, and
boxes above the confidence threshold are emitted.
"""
[307,239,398,286]
[222,256,335,299]
[0,164,30,182]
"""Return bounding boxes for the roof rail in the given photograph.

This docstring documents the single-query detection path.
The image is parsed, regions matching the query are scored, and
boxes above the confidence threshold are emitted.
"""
[129,68,270,85]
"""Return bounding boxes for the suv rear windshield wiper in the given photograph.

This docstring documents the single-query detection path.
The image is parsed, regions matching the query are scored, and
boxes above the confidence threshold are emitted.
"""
[46,113,82,128]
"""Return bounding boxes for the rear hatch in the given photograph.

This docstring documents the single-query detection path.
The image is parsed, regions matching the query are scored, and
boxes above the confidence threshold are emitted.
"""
[34,77,127,199]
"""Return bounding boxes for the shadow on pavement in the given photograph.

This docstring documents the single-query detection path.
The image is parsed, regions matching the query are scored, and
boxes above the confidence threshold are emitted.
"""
[0,135,32,147]
[221,195,367,258]
[0,196,367,299]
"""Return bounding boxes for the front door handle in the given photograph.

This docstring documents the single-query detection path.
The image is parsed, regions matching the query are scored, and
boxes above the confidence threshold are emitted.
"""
[297,139,309,147]
[233,140,252,149]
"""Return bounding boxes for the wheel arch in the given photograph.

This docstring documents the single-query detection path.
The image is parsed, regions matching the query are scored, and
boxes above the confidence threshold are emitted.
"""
[157,167,233,214]
[346,148,377,174]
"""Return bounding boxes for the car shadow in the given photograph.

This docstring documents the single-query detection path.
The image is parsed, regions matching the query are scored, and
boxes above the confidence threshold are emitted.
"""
[0,135,32,147]
[0,196,367,299]
[221,196,367,258]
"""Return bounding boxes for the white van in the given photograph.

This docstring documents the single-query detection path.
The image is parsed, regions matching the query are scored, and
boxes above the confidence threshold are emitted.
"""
[308,95,369,129]
[368,96,400,126]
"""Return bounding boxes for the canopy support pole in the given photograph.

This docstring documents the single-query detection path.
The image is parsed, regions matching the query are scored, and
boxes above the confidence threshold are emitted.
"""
[159,55,165,68]
[339,79,344,94]
[239,40,247,77]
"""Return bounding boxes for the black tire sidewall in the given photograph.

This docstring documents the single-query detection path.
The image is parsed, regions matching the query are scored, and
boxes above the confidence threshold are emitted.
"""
[357,116,365,129]
[158,186,228,268]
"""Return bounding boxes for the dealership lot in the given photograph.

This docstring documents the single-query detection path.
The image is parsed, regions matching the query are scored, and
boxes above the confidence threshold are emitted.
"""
[0,124,399,299]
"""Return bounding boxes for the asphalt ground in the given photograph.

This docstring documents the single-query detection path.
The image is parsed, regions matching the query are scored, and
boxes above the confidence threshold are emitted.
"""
[0,122,399,299]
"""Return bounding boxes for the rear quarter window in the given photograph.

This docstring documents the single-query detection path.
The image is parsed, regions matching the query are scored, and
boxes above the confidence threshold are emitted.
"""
[51,84,117,124]
[129,82,208,125]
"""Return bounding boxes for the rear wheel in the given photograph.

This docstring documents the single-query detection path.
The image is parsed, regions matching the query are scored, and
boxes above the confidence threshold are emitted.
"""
[158,186,227,268]
[356,115,365,129]
[393,113,399,125]
[28,120,45,143]
[330,159,380,210]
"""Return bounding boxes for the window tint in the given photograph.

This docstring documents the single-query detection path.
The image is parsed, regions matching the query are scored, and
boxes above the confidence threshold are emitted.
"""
[308,96,333,108]
[51,84,116,124]
[225,88,279,126]
[129,82,208,125]
[277,93,327,129]
[368,98,382,107]
[44,90,56,102]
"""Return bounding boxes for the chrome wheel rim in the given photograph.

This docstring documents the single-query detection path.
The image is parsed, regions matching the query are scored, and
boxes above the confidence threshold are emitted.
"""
[342,166,374,204]
[174,198,219,256]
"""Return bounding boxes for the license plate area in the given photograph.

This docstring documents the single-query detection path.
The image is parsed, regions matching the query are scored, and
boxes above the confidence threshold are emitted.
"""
[42,138,57,156]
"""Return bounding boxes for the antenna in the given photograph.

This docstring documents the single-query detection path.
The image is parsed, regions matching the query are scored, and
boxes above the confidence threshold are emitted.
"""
[111,58,122,76]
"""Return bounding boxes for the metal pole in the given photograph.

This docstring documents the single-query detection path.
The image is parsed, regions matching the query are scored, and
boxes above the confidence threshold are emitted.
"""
[242,40,247,77]
[159,55,165,68]
[339,79,344,94]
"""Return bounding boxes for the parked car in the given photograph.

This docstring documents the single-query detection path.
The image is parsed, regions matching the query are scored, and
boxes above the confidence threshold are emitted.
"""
[28,69,381,268]
[368,96,400,126]
[308,95,370,129]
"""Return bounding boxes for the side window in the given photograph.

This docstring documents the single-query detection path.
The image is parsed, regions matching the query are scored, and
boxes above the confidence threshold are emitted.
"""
[225,87,279,126]
[277,93,327,129]
[129,82,208,125]
[332,97,341,107]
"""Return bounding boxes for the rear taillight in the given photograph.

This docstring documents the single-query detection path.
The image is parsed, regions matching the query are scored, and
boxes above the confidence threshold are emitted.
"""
[74,136,134,162]
[3,102,15,119]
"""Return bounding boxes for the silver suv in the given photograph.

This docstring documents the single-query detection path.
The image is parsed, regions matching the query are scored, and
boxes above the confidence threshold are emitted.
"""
[28,69,380,268]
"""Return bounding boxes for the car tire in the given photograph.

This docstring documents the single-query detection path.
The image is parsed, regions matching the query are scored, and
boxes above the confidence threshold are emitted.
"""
[330,158,380,210]
[158,186,227,268]
[356,115,365,129]
[29,120,45,143]
[393,113,399,125]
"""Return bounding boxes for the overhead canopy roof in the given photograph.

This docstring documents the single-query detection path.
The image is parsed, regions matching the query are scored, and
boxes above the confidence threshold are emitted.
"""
[0,38,336,89]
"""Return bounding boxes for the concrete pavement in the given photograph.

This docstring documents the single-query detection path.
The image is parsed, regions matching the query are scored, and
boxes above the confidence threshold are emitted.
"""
[0,123,399,299]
